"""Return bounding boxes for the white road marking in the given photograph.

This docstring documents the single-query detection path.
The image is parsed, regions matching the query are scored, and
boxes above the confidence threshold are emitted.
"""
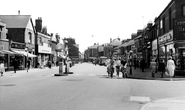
[130,96,150,102]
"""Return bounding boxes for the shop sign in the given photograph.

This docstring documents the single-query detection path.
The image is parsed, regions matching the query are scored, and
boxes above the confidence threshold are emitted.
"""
[158,30,173,45]
[173,18,185,40]
[174,43,185,48]
[11,42,25,49]
[152,39,157,50]
[38,45,52,54]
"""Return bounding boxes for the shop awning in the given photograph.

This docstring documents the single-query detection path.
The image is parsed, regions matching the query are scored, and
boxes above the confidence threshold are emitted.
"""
[28,53,37,57]
[0,50,17,54]
[11,50,37,57]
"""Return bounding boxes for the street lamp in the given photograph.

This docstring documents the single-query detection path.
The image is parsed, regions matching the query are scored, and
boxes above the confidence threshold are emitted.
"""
[129,50,133,75]
[25,47,28,72]
[64,40,68,74]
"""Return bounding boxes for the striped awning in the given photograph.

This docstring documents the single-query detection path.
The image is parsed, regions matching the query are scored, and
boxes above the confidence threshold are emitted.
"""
[11,50,37,57]
[0,50,17,54]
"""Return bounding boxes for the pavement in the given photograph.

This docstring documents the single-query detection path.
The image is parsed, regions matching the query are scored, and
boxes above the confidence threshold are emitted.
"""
[1,66,60,77]
[127,67,185,81]
[126,67,185,110]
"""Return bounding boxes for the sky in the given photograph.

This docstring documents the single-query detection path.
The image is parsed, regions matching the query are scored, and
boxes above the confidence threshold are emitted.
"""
[0,0,171,52]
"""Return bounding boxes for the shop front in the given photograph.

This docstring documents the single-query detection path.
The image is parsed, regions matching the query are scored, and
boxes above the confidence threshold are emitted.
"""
[158,30,174,63]
[38,43,52,67]
[10,41,26,70]
[173,18,185,71]
[26,43,35,68]
[0,39,13,70]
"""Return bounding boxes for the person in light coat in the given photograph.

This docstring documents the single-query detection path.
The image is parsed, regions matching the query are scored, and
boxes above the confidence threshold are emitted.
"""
[166,56,175,81]
[0,60,5,76]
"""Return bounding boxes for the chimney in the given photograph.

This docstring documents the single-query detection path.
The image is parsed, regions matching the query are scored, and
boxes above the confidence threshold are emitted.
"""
[18,10,20,15]
[35,17,42,32]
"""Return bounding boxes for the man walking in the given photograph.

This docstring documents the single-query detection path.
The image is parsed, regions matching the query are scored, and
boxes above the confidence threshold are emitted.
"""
[13,59,18,73]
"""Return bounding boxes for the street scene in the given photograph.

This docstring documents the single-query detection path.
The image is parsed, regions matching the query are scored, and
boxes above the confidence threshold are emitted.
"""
[1,0,185,110]
[1,63,185,110]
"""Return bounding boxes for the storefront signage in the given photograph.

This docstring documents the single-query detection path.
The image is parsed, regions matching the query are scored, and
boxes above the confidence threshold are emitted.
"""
[174,43,185,48]
[174,18,185,40]
[158,30,173,45]
[152,39,157,50]
[11,42,25,49]
[38,45,52,54]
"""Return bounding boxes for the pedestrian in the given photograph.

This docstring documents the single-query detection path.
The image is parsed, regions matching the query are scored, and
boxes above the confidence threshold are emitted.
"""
[115,57,121,77]
[0,60,5,76]
[106,58,111,77]
[27,59,31,71]
[48,60,52,69]
[150,59,157,77]
[172,56,176,77]
[109,57,115,78]
[13,58,18,73]
[134,58,137,69]
[158,59,166,78]
[140,58,145,72]
[166,56,175,81]
[121,58,127,78]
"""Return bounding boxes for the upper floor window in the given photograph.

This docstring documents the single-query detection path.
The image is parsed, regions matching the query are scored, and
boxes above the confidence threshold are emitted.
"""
[28,32,32,44]
[0,28,2,39]
[182,5,185,16]
[163,17,165,33]
[160,20,163,29]
[38,37,43,46]
[169,9,172,29]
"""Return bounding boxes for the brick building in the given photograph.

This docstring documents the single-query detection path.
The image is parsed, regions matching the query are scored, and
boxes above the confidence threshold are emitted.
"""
[154,0,185,71]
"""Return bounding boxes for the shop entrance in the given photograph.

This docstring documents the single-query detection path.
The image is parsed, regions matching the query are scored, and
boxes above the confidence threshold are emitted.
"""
[177,49,185,70]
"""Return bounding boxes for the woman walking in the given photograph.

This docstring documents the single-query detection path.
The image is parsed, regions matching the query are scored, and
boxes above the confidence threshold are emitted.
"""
[166,56,175,81]
[0,60,5,76]
[150,59,157,77]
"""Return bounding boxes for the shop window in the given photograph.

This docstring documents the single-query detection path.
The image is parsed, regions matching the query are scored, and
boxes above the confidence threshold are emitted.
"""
[182,5,185,16]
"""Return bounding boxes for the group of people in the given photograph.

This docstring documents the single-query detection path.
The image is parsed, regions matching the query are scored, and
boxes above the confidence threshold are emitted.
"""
[0,58,32,76]
[106,57,128,78]
[150,56,176,81]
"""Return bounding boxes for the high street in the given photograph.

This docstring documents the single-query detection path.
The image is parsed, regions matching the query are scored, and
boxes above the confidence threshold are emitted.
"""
[1,63,185,110]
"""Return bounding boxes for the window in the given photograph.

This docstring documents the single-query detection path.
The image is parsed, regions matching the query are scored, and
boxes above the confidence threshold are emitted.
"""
[160,20,163,29]
[163,17,165,33]
[169,9,172,29]
[28,32,32,43]
[0,28,1,39]
[38,37,43,46]
[182,5,185,16]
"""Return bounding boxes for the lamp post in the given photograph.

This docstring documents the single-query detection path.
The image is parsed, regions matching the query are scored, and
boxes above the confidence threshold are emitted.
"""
[129,50,133,75]
[25,47,28,72]
[64,40,68,74]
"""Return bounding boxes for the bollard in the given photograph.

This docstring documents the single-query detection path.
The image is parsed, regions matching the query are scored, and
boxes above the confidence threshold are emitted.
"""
[59,62,63,75]
[54,61,67,76]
